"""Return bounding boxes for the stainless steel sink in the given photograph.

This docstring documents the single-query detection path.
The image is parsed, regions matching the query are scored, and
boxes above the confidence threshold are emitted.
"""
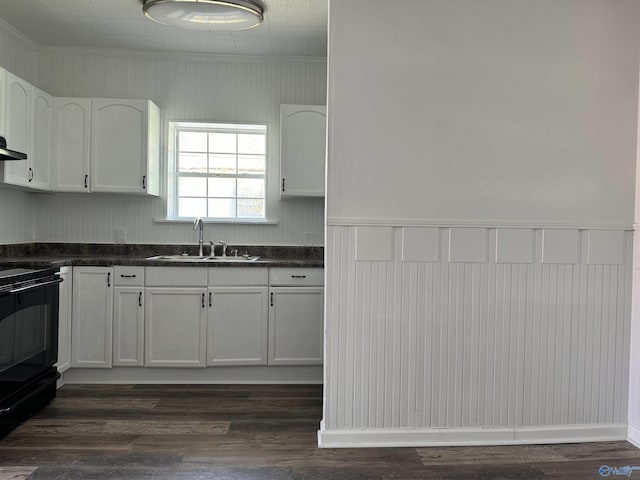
[146,255,207,262]
[205,256,260,262]
[146,255,260,262]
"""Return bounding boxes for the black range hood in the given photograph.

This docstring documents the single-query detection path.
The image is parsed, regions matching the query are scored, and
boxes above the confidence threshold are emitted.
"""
[0,136,26,161]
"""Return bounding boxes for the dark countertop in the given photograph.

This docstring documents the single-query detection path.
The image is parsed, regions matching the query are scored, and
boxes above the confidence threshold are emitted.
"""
[0,255,324,269]
[0,244,324,269]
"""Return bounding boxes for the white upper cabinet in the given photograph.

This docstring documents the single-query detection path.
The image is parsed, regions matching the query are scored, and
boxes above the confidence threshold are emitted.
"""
[28,87,53,190]
[0,68,6,138]
[91,98,160,195]
[51,98,91,193]
[280,104,326,197]
[3,72,32,188]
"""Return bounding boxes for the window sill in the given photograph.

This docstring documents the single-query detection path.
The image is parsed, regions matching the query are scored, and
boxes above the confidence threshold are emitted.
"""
[153,217,280,225]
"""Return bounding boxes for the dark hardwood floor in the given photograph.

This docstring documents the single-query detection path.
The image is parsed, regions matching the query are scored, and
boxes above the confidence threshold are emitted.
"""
[0,384,639,479]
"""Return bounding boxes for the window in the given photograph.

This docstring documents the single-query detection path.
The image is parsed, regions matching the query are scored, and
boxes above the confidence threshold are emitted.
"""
[169,122,267,221]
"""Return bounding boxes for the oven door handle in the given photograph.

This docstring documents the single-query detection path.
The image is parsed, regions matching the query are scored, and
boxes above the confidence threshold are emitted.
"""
[8,277,63,294]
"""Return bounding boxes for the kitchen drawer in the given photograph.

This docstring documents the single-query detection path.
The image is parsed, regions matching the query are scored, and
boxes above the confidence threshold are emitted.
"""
[208,268,268,286]
[145,267,207,287]
[269,268,324,286]
[114,266,144,286]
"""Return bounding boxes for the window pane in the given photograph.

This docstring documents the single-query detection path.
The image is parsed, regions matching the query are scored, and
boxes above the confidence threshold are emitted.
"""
[179,198,207,218]
[238,134,265,154]
[208,199,236,218]
[209,178,236,197]
[238,155,265,175]
[179,131,207,152]
[209,154,236,175]
[237,178,264,198]
[179,177,207,197]
[238,199,265,218]
[179,153,207,173]
[209,133,236,153]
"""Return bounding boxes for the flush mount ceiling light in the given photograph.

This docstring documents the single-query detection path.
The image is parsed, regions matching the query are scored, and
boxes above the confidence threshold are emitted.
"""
[142,0,264,31]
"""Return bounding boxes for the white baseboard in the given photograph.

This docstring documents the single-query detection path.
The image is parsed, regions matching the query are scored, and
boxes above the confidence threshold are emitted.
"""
[318,424,628,448]
[628,424,640,448]
[61,366,323,385]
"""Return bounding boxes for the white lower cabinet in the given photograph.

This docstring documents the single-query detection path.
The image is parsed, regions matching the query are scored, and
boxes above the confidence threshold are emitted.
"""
[56,266,72,373]
[145,288,207,367]
[268,287,324,365]
[71,267,113,368]
[65,265,324,373]
[112,266,145,366]
[207,287,269,366]
[268,268,324,366]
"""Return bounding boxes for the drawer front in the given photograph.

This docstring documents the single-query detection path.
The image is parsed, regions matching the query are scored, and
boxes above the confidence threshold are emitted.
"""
[269,268,324,286]
[208,268,268,286]
[145,267,207,287]
[114,266,145,286]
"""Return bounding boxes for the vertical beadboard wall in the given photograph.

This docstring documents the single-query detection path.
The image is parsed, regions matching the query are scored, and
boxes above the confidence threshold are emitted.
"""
[320,225,632,447]
[0,20,38,243]
[33,49,326,245]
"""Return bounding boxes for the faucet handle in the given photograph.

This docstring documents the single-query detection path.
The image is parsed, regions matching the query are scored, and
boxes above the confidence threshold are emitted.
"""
[219,240,227,257]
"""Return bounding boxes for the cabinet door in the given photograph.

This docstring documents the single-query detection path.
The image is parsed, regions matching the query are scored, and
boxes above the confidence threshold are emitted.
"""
[113,287,144,366]
[280,104,326,197]
[91,99,149,194]
[56,266,72,373]
[145,288,207,367]
[71,267,113,368]
[207,287,268,366]
[29,87,52,190]
[52,98,91,192]
[268,287,324,365]
[0,68,6,138]
[4,73,31,187]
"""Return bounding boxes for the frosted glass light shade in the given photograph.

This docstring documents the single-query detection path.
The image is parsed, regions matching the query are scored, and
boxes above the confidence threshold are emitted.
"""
[143,0,264,31]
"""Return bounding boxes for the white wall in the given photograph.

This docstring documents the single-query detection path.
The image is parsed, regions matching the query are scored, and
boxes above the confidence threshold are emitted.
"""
[322,0,640,447]
[327,0,639,227]
[33,49,326,245]
[0,20,38,243]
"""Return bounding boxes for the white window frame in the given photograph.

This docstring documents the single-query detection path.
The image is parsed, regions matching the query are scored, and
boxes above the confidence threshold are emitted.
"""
[167,121,269,222]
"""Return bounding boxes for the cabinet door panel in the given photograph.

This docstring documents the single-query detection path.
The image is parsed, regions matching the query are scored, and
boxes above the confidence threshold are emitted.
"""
[4,73,31,186]
[145,288,206,367]
[280,104,326,197]
[268,287,323,365]
[71,267,113,368]
[30,88,52,190]
[113,287,144,366]
[56,267,72,373]
[52,98,91,192]
[91,100,146,193]
[207,287,268,366]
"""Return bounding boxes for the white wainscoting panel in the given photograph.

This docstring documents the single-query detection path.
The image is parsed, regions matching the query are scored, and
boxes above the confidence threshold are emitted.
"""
[323,225,632,447]
[449,228,487,263]
[355,226,393,262]
[496,228,534,264]
[588,230,625,265]
[402,227,440,262]
[542,229,581,264]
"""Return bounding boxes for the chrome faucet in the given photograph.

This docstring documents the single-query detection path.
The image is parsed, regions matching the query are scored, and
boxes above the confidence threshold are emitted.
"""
[193,217,204,256]
[219,241,227,257]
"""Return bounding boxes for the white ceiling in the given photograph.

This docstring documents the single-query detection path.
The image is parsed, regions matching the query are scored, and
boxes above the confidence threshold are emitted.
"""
[0,0,328,57]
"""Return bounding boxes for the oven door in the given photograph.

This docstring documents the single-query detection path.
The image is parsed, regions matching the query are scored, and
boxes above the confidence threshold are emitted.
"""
[0,278,60,404]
